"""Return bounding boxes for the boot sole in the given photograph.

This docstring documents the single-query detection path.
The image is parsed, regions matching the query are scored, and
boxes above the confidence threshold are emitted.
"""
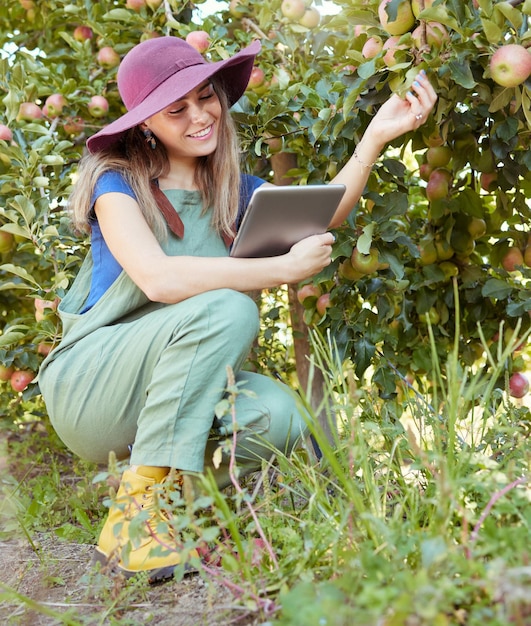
[92,547,197,584]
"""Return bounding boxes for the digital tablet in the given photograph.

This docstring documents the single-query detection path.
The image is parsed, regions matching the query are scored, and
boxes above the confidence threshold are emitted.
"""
[230,184,346,258]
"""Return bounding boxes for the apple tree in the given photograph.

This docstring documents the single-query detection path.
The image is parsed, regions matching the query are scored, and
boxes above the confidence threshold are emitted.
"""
[1,0,531,426]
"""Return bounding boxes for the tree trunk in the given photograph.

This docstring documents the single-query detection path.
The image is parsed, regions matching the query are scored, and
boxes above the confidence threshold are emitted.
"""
[270,152,336,452]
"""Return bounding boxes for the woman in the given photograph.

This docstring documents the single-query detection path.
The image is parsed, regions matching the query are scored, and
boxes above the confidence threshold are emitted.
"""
[38,36,436,582]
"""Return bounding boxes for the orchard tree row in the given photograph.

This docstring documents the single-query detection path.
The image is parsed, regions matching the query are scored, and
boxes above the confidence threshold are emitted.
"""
[1,0,531,424]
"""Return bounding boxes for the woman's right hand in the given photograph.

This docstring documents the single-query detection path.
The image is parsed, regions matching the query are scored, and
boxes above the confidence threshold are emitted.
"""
[285,232,335,283]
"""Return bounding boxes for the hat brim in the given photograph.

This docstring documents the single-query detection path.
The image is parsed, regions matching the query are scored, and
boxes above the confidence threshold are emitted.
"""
[86,39,261,154]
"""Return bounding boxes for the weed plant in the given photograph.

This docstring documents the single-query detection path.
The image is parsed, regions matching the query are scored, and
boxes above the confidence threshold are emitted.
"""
[1,297,529,625]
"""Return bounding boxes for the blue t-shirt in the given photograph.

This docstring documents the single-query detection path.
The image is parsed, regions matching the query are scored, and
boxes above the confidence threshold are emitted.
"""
[82,172,264,312]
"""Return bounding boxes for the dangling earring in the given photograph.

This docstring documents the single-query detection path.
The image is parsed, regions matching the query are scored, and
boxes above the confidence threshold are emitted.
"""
[142,128,157,150]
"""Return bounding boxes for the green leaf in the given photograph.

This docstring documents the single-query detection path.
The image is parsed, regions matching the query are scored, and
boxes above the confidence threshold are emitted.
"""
[357,223,375,254]
[481,278,513,299]
[480,19,503,44]
[448,60,476,89]
[0,263,39,287]
[353,337,375,378]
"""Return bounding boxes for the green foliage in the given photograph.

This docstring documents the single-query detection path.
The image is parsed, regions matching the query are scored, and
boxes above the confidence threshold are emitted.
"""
[2,308,529,623]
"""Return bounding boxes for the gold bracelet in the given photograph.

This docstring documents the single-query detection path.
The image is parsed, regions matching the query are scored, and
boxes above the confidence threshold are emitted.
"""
[353,145,376,169]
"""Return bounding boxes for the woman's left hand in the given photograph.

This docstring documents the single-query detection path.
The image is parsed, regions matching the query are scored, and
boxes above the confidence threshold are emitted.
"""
[367,70,438,145]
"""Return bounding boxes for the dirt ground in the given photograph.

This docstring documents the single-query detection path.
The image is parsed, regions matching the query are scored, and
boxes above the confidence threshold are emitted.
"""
[0,533,266,625]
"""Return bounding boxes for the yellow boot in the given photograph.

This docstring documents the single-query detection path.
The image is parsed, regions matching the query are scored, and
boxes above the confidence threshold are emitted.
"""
[94,466,198,583]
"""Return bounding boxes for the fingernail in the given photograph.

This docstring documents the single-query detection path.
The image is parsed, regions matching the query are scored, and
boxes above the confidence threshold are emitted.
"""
[407,91,413,97]
[420,69,426,76]
[413,81,420,87]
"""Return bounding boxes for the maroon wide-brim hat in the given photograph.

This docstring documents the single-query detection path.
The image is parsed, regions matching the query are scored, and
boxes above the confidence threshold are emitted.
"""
[86,36,261,154]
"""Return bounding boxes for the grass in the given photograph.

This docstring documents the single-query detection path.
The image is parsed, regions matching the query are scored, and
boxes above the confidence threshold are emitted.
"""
[0,306,530,625]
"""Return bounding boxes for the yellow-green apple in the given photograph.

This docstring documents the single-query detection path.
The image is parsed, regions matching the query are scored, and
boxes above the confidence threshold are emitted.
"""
[73,25,93,41]
[439,260,459,279]
[17,102,43,122]
[435,238,454,261]
[185,30,210,53]
[419,307,440,324]
[316,293,331,317]
[0,124,13,142]
[362,36,383,59]
[411,21,449,48]
[426,145,452,168]
[502,246,524,271]
[450,229,475,256]
[299,7,320,28]
[88,95,109,118]
[281,0,306,20]
[351,246,380,274]
[338,258,365,280]
[229,0,249,17]
[426,168,452,201]
[524,236,531,267]
[43,94,67,118]
[146,0,163,8]
[97,46,120,69]
[509,372,529,398]
[10,369,35,392]
[490,44,531,88]
[0,364,15,382]
[378,0,415,36]
[0,230,14,253]
[467,217,487,240]
[411,0,435,16]
[418,237,437,265]
[297,283,321,304]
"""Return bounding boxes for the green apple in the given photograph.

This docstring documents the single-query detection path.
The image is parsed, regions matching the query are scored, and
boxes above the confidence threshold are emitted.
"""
[351,246,380,275]
[378,0,415,36]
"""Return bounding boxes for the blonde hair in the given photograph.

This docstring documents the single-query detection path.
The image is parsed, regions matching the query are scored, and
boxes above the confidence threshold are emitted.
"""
[69,80,241,241]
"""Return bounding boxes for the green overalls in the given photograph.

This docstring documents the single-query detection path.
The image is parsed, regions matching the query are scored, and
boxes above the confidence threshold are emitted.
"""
[38,189,307,486]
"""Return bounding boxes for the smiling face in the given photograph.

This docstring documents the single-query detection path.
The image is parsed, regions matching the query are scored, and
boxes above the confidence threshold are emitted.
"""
[142,80,222,161]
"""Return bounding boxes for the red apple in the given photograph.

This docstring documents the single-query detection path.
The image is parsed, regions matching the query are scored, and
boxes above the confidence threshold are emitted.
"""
[296,283,321,304]
[37,342,53,356]
[501,246,524,272]
[299,7,320,28]
[351,246,380,275]
[419,162,433,182]
[281,0,306,21]
[316,293,331,317]
[0,364,15,382]
[10,369,35,392]
[34,296,60,322]
[0,124,13,142]
[378,0,415,36]
[185,30,210,53]
[97,46,120,69]
[426,168,452,201]
[383,36,408,67]
[0,230,14,253]
[87,95,109,118]
[63,116,85,135]
[480,171,498,192]
[43,93,67,118]
[73,25,93,41]
[247,67,266,90]
[126,0,146,10]
[509,372,529,398]
[16,102,43,122]
[490,44,531,88]
[362,36,383,60]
